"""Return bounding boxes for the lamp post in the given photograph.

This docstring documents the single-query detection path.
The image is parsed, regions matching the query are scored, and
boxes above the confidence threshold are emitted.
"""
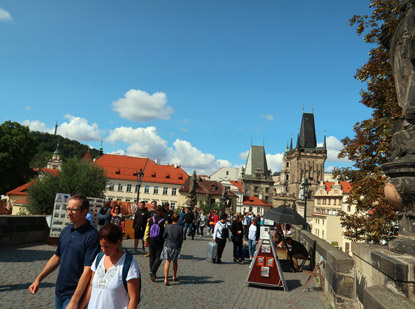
[136,168,144,203]
[301,178,311,230]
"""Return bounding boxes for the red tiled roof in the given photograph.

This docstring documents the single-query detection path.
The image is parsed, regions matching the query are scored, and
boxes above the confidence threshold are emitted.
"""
[324,181,352,194]
[243,196,272,207]
[13,197,29,205]
[6,182,33,196]
[82,150,93,162]
[230,180,242,192]
[33,168,59,176]
[95,154,188,185]
[180,177,238,198]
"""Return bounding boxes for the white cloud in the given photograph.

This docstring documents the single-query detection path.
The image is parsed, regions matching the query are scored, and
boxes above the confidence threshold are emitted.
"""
[266,153,284,174]
[262,114,274,121]
[59,115,102,141]
[107,126,168,160]
[0,8,12,22]
[325,166,336,173]
[318,136,351,163]
[169,139,231,175]
[22,116,101,141]
[238,150,249,161]
[25,106,31,111]
[22,120,54,134]
[112,89,174,122]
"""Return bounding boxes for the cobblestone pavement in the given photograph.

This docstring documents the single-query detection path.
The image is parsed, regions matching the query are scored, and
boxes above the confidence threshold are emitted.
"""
[0,235,329,308]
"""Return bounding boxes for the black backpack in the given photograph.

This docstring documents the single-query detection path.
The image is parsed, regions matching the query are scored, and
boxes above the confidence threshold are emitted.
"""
[220,222,229,239]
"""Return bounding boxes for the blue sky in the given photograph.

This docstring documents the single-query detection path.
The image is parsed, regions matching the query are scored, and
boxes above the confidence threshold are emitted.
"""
[0,1,374,175]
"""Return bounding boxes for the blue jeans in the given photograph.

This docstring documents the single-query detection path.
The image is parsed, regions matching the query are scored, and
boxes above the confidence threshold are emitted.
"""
[183,223,193,239]
[248,239,256,258]
[55,296,71,309]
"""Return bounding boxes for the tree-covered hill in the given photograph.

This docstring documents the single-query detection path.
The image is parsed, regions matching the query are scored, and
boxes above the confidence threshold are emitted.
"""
[30,131,101,168]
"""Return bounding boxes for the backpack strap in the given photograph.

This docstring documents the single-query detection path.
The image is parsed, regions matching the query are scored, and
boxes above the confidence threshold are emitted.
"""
[122,251,133,292]
[95,251,105,269]
[157,218,165,224]
[152,217,156,224]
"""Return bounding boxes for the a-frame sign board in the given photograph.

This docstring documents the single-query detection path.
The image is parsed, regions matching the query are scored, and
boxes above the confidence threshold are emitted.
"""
[246,234,288,291]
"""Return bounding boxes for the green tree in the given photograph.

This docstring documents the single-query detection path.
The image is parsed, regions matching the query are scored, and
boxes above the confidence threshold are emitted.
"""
[0,121,36,195]
[334,0,402,244]
[28,158,107,214]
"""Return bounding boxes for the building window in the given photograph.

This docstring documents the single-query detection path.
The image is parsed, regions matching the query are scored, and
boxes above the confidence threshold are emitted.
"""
[286,162,289,168]
[226,171,229,175]
[126,198,130,202]
[347,205,351,212]
[116,198,122,201]
[257,207,260,214]
[144,185,150,194]
[126,184,132,192]
[118,184,123,192]
[163,187,168,195]
[345,242,350,254]
[265,187,269,193]
[172,188,177,196]
[108,183,114,191]
[322,230,325,238]
[154,186,159,194]
[285,175,289,181]
[135,185,139,193]
[254,186,258,193]
[317,199,320,205]
[171,202,176,209]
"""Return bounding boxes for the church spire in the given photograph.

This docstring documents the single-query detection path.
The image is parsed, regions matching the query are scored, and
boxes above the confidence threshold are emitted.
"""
[99,138,104,156]
[290,133,293,151]
[323,129,327,151]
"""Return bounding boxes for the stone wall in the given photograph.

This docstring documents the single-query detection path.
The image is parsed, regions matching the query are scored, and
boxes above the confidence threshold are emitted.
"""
[352,242,415,307]
[294,228,415,308]
[295,228,357,308]
[0,216,49,245]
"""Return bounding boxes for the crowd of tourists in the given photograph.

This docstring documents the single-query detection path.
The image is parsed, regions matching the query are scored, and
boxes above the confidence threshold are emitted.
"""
[28,194,306,309]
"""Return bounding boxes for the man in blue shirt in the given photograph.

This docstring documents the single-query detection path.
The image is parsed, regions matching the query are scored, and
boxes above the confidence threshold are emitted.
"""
[29,195,100,309]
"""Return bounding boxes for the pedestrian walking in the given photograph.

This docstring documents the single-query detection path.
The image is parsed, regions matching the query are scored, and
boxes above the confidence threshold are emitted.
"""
[29,195,100,309]
[144,207,167,281]
[161,213,183,286]
[248,218,260,260]
[80,224,140,309]
[212,213,230,264]
[98,202,112,231]
[231,214,244,263]
[110,205,123,228]
[183,207,194,240]
[199,210,207,237]
[133,201,149,253]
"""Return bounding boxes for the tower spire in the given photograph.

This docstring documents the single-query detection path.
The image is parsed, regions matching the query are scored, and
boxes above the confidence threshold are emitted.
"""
[323,129,327,151]
[54,121,58,135]
[290,133,293,150]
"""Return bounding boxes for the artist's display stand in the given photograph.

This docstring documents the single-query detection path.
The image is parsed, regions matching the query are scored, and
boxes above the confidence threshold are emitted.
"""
[246,234,288,291]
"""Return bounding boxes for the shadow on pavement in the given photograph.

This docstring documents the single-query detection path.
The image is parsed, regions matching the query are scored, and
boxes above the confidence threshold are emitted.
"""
[180,254,207,261]
[177,275,224,285]
[285,279,303,290]
[0,282,55,292]
[0,249,54,263]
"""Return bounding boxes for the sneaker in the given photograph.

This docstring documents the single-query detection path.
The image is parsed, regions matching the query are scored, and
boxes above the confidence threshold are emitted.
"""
[149,273,156,282]
[217,260,222,264]
[144,253,150,257]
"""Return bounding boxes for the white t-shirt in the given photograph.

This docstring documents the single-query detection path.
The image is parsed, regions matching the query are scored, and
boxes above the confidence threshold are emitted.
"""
[248,224,257,241]
[89,252,140,309]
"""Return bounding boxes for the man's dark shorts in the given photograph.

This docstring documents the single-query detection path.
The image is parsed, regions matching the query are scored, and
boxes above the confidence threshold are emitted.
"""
[135,225,146,239]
